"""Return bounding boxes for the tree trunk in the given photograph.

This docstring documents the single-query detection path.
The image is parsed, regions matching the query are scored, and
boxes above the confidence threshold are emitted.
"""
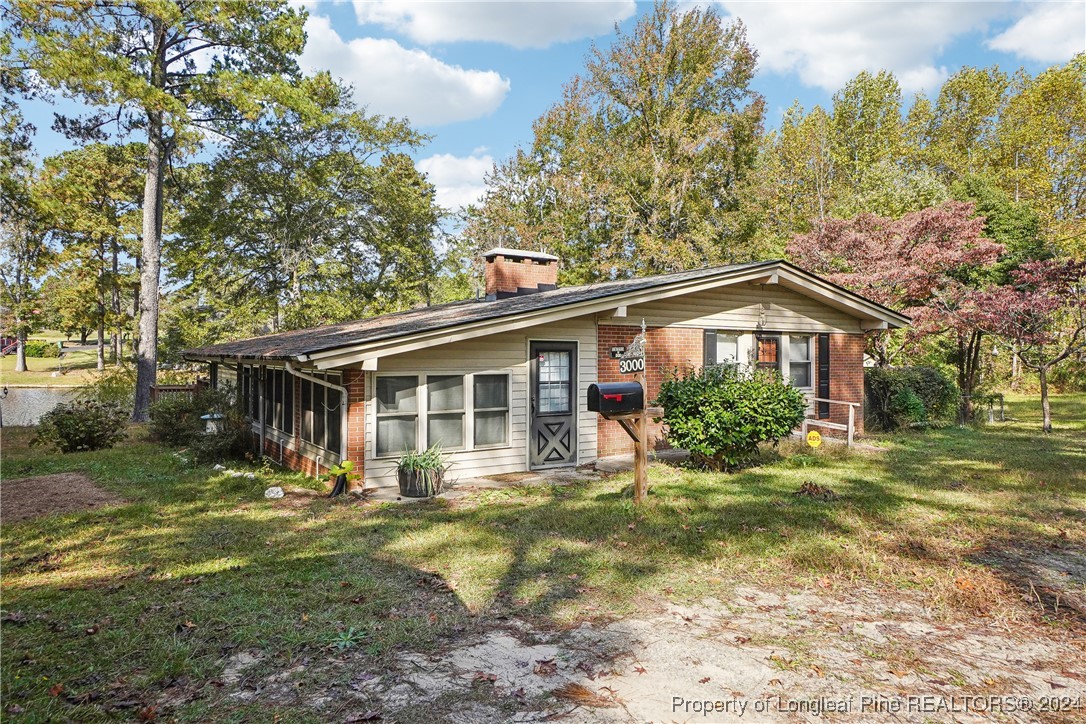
[80,327,89,345]
[14,328,27,372]
[111,238,122,365]
[97,264,106,372]
[1039,366,1052,433]
[133,20,167,422]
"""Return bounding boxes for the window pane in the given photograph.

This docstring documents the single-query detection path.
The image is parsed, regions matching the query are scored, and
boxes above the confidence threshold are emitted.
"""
[789,336,810,362]
[539,351,570,382]
[377,416,416,456]
[474,410,508,447]
[474,375,508,409]
[717,334,739,364]
[538,382,570,414]
[428,376,463,411]
[428,413,463,449]
[791,365,811,388]
[377,376,417,413]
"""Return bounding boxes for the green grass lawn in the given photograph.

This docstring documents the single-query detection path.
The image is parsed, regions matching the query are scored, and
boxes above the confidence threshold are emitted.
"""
[2,394,1084,721]
[1,348,101,387]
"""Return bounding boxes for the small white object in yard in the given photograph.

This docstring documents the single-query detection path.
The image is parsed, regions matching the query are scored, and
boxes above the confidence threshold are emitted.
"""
[264,486,285,499]
[213,464,226,471]
[222,469,257,480]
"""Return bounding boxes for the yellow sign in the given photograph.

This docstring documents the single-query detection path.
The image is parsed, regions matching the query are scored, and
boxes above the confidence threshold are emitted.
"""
[806,430,822,448]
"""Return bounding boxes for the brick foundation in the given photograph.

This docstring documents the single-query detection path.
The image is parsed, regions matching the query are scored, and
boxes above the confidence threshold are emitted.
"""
[597,324,703,457]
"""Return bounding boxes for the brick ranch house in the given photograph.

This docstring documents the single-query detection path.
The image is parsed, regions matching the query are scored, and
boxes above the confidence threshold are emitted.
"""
[184,250,909,489]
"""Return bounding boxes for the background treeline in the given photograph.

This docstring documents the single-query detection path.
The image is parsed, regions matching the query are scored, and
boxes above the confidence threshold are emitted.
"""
[2,1,1083,425]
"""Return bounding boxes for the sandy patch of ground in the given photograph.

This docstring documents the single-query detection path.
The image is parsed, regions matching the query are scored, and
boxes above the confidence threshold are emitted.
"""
[217,584,1086,723]
[1,473,125,524]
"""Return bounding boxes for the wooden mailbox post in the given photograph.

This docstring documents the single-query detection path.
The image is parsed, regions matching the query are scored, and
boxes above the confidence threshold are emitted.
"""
[597,320,661,504]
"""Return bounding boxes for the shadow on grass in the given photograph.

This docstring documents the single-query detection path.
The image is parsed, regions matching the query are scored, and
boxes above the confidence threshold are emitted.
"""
[3,397,1085,718]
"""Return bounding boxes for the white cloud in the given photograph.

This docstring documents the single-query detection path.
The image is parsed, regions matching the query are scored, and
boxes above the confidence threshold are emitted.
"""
[718,1,1003,93]
[416,152,495,212]
[987,2,1086,63]
[300,15,510,126]
[352,0,636,48]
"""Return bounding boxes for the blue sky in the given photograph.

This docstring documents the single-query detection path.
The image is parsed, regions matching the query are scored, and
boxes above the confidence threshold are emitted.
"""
[21,1,1086,214]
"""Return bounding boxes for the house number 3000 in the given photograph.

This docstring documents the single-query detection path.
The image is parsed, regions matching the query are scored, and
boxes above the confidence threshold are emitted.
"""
[618,357,645,374]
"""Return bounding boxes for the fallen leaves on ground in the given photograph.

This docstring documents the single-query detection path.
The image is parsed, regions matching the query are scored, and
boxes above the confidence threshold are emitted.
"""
[552,682,621,708]
[533,659,558,676]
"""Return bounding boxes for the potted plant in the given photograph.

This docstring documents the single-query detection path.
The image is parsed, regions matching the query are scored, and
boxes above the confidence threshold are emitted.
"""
[396,445,446,498]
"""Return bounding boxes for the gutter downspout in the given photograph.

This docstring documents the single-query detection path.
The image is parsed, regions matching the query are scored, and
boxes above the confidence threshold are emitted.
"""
[285,361,349,467]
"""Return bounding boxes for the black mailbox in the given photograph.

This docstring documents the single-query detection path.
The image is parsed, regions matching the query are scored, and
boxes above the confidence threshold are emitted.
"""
[588,382,644,414]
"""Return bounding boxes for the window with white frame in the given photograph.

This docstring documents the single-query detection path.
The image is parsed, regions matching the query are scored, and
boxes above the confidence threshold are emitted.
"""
[473,374,509,447]
[788,335,812,388]
[704,330,745,368]
[427,375,465,450]
[376,376,418,456]
[375,373,511,455]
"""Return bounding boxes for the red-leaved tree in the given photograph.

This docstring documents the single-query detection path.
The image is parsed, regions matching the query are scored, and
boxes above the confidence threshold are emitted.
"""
[787,201,1004,411]
[966,260,1086,432]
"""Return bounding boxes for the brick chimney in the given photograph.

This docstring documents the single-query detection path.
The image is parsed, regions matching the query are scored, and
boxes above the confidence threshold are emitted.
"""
[483,248,559,300]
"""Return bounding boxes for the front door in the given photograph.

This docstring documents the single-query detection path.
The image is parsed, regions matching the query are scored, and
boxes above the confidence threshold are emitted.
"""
[529,341,577,468]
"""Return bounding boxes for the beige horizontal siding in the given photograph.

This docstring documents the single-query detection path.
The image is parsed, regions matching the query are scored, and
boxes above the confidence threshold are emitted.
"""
[361,316,597,488]
[607,285,862,333]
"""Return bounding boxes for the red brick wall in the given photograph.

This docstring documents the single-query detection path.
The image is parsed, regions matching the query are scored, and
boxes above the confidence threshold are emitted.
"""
[485,255,557,296]
[825,334,865,436]
[255,368,366,484]
[597,324,703,457]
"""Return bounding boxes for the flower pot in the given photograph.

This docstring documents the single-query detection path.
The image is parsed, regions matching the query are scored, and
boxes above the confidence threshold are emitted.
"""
[397,468,443,498]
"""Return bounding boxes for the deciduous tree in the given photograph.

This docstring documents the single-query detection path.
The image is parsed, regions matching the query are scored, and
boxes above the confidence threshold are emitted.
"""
[463,0,765,278]
[967,260,1086,431]
[787,202,1004,411]
[171,75,440,334]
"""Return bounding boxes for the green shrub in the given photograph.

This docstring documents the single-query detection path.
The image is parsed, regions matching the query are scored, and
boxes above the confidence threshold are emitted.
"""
[149,386,250,463]
[78,365,136,407]
[32,401,128,453]
[865,366,959,431]
[23,340,60,358]
[655,365,807,472]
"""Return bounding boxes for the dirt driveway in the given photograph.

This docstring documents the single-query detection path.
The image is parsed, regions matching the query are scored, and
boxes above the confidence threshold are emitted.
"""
[221,583,1086,722]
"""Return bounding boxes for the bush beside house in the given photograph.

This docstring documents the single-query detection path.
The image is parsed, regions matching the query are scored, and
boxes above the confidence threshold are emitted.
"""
[656,366,807,471]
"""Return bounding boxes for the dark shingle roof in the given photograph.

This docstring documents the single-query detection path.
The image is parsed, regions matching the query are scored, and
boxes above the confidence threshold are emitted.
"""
[184,259,908,361]
[184,260,777,361]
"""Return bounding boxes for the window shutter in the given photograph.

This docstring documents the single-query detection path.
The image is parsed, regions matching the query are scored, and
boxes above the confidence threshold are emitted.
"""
[817,333,830,418]
[704,329,716,366]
